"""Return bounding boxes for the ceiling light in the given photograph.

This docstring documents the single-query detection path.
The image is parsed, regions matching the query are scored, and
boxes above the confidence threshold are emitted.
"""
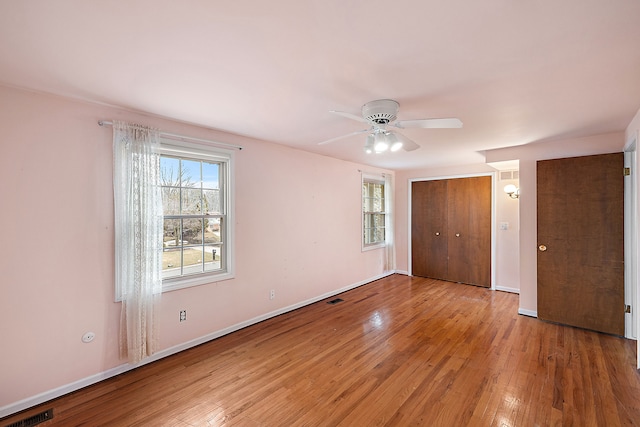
[364,131,408,154]
[364,135,374,154]
[373,132,388,153]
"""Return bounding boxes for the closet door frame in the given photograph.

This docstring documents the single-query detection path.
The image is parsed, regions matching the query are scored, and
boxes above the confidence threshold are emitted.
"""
[408,172,496,290]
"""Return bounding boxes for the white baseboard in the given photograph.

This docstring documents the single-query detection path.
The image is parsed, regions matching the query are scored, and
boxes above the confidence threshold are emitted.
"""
[0,272,394,419]
[518,308,538,318]
[495,286,520,294]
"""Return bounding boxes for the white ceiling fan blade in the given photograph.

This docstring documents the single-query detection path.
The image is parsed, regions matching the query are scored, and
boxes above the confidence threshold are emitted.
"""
[394,118,463,129]
[330,110,369,123]
[318,129,370,145]
[392,131,420,152]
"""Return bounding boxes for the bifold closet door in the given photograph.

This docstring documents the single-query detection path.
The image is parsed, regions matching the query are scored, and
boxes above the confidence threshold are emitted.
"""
[411,180,448,280]
[411,176,491,287]
[447,176,491,287]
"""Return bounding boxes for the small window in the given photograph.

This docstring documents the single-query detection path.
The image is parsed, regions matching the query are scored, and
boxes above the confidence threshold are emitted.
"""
[362,176,386,248]
[159,141,234,291]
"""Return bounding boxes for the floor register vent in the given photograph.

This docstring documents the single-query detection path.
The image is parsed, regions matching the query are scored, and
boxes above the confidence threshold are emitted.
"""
[327,298,344,305]
[7,409,53,427]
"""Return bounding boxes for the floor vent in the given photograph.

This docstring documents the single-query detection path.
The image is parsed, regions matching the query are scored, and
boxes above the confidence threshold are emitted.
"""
[327,298,344,305]
[6,409,53,427]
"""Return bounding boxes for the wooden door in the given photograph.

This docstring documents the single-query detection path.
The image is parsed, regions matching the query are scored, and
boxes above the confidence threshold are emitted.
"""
[412,176,491,287]
[537,153,624,336]
[412,180,448,280]
[448,176,492,287]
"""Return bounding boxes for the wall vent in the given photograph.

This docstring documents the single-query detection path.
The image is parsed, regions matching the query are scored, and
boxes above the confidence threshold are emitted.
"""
[499,170,519,180]
[6,409,53,427]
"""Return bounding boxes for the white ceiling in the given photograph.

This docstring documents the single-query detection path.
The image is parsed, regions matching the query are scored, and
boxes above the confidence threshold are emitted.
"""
[1,1,639,170]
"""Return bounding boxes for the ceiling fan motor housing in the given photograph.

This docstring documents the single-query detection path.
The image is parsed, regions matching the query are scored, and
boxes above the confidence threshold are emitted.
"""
[362,99,399,124]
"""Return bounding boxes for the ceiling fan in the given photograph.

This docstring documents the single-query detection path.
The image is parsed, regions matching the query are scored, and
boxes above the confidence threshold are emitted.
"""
[318,99,462,153]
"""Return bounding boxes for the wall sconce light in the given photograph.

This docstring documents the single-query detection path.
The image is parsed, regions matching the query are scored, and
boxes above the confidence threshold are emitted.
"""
[504,184,520,199]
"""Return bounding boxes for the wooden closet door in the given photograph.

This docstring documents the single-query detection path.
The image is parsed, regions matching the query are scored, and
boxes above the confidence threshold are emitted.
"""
[448,176,492,287]
[537,153,624,335]
[411,176,491,287]
[411,180,448,279]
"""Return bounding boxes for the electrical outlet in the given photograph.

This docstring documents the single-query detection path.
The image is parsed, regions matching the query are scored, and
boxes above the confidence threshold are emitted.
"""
[270,289,275,300]
[179,310,187,322]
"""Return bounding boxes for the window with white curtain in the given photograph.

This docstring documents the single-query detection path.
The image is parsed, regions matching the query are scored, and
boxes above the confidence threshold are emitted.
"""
[362,175,386,249]
[159,140,234,292]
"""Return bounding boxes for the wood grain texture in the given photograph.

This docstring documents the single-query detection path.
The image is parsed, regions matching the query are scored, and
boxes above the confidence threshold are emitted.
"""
[411,180,448,280]
[412,176,491,287]
[2,275,638,426]
[537,153,625,335]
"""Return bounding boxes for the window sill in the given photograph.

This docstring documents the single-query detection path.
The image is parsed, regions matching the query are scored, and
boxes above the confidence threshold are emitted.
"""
[362,243,386,252]
[162,271,235,293]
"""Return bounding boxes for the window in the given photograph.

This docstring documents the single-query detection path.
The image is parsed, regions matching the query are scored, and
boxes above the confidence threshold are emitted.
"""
[159,141,234,291]
[362,176,386,248]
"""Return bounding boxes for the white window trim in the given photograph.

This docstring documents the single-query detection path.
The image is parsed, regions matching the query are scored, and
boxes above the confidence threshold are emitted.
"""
[362,173,387,251]
[158,138,235,293]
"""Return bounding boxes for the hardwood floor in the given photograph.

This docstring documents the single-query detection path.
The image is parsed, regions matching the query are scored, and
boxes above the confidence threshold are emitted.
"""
[3,274,639,426]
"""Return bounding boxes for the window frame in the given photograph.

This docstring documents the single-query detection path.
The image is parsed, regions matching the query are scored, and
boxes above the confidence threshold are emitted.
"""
[158,139,235,292]
[362,174,387,251]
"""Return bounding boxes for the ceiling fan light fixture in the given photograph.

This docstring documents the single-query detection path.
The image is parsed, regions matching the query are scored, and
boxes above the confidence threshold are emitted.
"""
[374,141,389,153]
[364,134,374,153]
[373,132,389,153]
[384,132,403,152]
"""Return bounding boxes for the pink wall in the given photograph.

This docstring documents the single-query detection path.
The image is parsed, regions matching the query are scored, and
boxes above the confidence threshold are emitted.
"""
[0,85,391,414]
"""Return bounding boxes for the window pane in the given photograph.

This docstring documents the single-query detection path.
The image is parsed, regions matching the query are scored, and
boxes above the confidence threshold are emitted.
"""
[203,189,221,214]
[163,219,181,247]
[372,213,385,227]
[202,162,219,190]
[162,247,182,278]
[160,157,180,186]
[182,247,204,275]
[364,228,374,245]
[205,244,223,272]
[181,188,202,214]
[182,218,203,244]
[162,187,180,215]
[181,159,201,187]
[204,217,221,244]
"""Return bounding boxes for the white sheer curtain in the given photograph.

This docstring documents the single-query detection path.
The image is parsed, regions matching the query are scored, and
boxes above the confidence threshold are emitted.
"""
[384,173,396,272]
[113,120,163,364]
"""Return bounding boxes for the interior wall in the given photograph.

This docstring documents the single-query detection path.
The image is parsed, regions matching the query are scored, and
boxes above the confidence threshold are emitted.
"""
[485,132,626,316]
[494,172,520,293]
[0,85,391,415]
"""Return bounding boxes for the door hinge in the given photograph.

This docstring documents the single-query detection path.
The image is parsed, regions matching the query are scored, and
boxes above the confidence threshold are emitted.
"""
[625,304,632,314]
[624,167,631,176]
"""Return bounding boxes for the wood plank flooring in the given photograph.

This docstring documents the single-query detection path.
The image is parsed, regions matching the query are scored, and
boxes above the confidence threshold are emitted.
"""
[3,274,639,426]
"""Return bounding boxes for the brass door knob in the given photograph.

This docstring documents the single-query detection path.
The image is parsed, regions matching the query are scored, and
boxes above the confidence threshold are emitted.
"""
[435,232,440,236]
[455,233,461,237]
[538,244,547,252]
